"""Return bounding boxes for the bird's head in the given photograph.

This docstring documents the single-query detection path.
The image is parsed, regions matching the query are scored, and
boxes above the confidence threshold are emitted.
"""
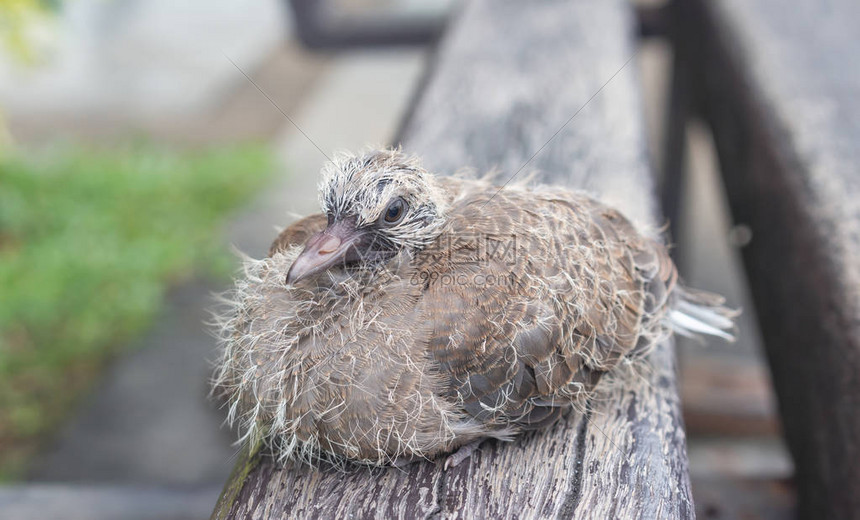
[286,149,448,284]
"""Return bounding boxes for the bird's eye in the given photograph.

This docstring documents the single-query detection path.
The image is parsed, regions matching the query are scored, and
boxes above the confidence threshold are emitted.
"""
[382,197,407,225]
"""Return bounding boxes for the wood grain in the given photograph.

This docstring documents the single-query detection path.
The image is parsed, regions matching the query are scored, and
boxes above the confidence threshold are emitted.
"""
[686,0,860,517]
[211,0,693,518]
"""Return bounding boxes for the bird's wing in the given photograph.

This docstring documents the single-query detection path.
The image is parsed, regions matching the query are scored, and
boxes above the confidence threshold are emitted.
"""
[267,214,328,257]
[417,187,675,431]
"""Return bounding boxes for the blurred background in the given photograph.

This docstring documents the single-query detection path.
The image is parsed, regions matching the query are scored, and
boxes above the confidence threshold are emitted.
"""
[0,0,793,518]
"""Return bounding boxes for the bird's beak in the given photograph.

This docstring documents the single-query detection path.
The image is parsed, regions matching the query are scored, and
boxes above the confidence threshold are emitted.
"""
[286,218,366,284]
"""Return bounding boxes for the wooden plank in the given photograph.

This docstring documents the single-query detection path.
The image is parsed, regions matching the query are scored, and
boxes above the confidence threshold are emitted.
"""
[211,0,693,518]
[684,0,860,517]
[691,477,796,520]
[680,355,780,436]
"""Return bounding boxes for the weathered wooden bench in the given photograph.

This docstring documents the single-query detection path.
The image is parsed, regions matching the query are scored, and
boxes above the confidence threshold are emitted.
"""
[210,1,693,517]
[674,0,860,518]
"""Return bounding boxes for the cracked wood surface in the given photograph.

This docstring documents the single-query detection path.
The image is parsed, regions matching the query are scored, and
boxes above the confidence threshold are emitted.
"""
[211,0,692,518]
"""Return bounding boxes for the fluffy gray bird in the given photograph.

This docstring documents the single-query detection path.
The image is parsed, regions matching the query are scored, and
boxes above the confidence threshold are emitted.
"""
[212,149,734,468]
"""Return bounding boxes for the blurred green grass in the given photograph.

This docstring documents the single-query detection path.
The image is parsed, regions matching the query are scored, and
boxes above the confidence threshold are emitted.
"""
[0,143,273,479]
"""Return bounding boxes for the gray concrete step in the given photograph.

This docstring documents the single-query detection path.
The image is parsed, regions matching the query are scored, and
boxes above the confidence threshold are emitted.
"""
[0,484,221,520]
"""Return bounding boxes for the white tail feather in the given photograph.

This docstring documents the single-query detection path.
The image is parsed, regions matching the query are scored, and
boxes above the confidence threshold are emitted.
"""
[669,309,735,341]
[675,300,735,331]
[668,286,739,342]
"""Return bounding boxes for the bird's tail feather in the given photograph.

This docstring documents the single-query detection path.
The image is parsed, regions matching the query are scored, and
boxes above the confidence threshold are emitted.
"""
[669,287,739,342]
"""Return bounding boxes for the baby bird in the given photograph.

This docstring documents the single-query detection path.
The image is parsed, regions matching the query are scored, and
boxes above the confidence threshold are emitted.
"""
[212,149,735,468]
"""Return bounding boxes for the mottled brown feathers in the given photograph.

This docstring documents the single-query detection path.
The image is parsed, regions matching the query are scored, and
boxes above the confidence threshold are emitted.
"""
[412,184,674,434]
